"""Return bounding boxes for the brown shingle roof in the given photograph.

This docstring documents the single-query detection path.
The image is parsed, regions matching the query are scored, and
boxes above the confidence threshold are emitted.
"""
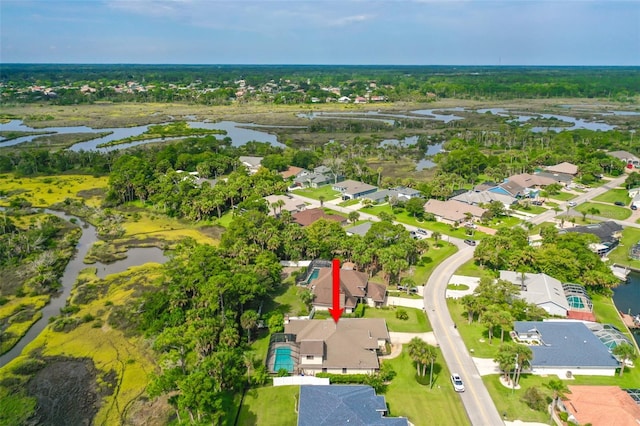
[292,208,346,227]
[300,340,324,356]
[508,173,557,188]
[284,319,390,370]
[311,268,368,309]
[545,162,578,175]
[423,199,486,222]
[563,386,640,426]
[280,166,305,179]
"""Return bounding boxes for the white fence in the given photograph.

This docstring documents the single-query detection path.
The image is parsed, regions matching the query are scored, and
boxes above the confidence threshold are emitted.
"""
[273,376,330,387]
[279,260,312,267]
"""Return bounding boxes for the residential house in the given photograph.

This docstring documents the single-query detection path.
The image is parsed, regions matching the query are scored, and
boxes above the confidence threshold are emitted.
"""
[535,171,574,186]
[283,318,391,375]
[545,162,579,176]
[451,190,517,210]
[338,96,351,103]
[499,271,570,317]
[423,199,487,225]
[561,221,623,256]
[293,165,342,188]
[512,321,619,376]
[490,173,557,198]
[332,180,378,200]
[239,156,263,174]
[263,195,306,216]
[292,208,347,227]
[346,221,374,237]
[308,266,386,312]
[608,150,640,167]
[280,166,307,180]
[474,181,498,192]
[366,186,423,204]
[298,385,408,426]
[557,386,640,426]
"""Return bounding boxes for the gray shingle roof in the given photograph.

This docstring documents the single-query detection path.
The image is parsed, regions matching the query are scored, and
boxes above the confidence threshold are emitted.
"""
[298,385,408,426]
[514,321,619,369]
[499,271,570,314]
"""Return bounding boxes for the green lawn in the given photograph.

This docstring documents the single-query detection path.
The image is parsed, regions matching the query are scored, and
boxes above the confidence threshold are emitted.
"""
[364,306,431,332]
[384,347,470,426]
[575,202,631,220]
[447,298,506,358]
[292,185,340,201]
[338,198,360,207]
[449,289,640,422]
[454,259,491,278]
[606,226,640,269]
[236,385,299,426]
[360,205,484,239]
[413,242,458,284]
[548,191,577,201]
[512,204,547,215]
[592,188,630,204]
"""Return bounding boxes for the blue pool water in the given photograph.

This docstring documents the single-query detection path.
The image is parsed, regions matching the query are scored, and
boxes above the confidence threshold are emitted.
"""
[274,347,294,372]
[306,268,320,284]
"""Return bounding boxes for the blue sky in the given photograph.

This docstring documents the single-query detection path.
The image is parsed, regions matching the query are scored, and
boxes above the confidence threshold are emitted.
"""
[1,0,639,65]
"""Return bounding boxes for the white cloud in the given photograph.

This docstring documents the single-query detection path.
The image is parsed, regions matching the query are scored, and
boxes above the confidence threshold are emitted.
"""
[329,14,374,27]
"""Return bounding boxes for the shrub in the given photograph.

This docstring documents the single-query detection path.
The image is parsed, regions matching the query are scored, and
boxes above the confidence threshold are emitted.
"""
[354,303,366,318]
[395,308,409,320]
[522,386,547,412]
[277,368,289,377]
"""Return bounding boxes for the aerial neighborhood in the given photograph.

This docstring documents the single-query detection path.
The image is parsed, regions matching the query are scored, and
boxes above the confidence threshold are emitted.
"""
[1,65,639,426]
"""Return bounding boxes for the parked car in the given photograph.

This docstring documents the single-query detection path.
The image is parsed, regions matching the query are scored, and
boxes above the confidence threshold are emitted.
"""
[451,374,465,392]
[416,228,428,235]
[614,201,626,206]
[463,239,476,246]
[632,205,638,211]
[568,201,577,207]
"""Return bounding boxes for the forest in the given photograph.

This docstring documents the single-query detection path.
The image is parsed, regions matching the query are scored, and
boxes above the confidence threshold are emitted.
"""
[2,64,639,105]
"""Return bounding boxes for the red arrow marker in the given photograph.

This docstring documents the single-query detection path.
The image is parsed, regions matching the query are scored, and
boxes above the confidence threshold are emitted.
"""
[329,258,344,324]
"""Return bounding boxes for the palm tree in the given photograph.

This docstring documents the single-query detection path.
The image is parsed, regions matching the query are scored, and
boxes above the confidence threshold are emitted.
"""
[460,294,481,324]
[432,231,441,246]
[240,310,259,343]
[613,344,637,377]
[587,206,600,223]
[425,343,438,387]
[544,379,570,410]
[348,211,360,223]
[514,345,533,385]
[481,305,501,344]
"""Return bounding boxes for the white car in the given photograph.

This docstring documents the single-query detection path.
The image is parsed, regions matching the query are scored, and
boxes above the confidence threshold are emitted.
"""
[451,374,465,392]
[568,201,577,207]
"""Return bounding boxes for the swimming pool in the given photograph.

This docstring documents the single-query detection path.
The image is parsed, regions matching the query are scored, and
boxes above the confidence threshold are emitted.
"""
[306,268,320,284]
[273,346,294,372]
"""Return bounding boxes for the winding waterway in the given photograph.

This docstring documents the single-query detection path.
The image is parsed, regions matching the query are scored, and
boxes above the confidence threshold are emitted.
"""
[0,210,167,367]
[612,272,640,346]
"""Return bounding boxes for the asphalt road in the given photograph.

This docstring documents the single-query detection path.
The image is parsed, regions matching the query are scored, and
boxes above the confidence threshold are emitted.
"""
[423,240,504,426]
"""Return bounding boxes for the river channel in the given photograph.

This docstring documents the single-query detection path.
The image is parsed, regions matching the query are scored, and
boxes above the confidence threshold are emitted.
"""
[612,273,640,346]
[0,210,167,368]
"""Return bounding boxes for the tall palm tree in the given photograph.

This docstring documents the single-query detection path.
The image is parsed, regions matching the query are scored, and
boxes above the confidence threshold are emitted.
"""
[544,379,570,410]
[613,343,637,377]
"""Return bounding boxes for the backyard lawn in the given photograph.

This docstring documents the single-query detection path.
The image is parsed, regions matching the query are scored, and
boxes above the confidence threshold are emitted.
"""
[236,385,299,426]
[592,188,630,204]
[292,186,340,201]
[454,259,491,278]
[575,202,631,220]
[384,347,469,426]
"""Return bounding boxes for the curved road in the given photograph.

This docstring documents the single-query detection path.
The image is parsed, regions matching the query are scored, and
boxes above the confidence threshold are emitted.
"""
[423,240,504,426]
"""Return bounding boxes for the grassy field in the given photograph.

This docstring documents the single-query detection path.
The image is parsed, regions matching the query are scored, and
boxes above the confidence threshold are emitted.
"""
[236,385,299,426]
[575,202,631,220]
[592,188,630,204]
[0,264,166,425]
[0,174,108,208]
[454,259,491,278]
[384,347,469,426]
[413,241,458,284]
[121,209,219,245]
[512,204,547,215]
[291,186,340,201]
[548,191,577,201]
[365,306,431,332]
